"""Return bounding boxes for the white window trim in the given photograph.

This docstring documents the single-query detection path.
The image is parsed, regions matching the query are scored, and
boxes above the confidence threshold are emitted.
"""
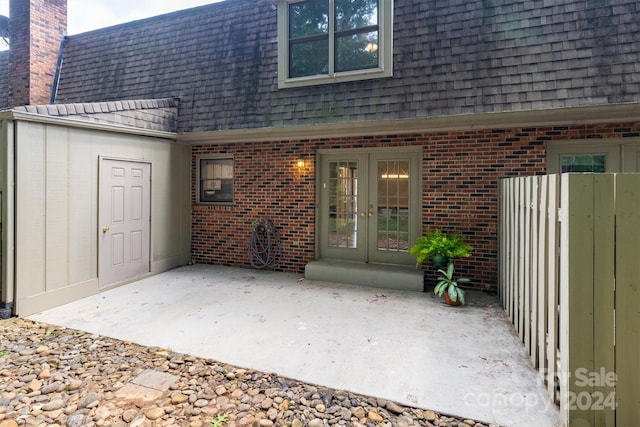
[277,0,393,89]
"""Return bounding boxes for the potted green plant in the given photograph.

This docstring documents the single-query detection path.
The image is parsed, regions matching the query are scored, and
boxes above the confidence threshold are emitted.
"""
[409,229,473,268]
[434,262,470,306]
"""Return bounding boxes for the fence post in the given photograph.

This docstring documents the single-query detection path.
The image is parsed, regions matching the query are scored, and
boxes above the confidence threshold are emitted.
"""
[559,174,616,426]
[614,174,640,425]
[560,174,595,425]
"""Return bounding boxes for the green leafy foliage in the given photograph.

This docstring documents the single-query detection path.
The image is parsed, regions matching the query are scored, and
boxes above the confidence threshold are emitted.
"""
[409,229,473,267]
[434,263,470,305]
[210,413,229,427]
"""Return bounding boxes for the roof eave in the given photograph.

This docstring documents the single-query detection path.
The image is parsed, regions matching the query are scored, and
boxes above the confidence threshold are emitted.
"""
[0,110,179,141]
[177,102,640,145]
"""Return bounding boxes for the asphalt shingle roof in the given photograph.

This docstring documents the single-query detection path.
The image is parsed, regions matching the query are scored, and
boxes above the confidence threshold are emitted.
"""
[46,0,640,132]
[12,98,178,132]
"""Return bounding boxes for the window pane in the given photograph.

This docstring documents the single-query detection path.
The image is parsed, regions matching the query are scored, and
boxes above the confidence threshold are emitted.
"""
[328,161,358,249]
[199,158,233,203]
[278,0,391,86]
[290,38,329,77]
[376,160,409,253]
[335,0,378,32]
[561,155,606,173]
[289,0,329,39]
[335,31,379,72]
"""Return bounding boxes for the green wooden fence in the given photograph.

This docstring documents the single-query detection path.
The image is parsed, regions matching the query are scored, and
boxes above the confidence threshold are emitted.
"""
[498,173,640,426]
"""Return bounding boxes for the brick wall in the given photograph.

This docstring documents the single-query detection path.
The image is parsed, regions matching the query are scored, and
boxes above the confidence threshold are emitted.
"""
[8,0,67,107]
[192,121,640,291]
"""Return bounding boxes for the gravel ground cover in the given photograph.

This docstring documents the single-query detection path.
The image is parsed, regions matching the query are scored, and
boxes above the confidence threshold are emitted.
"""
[0,318,499,427]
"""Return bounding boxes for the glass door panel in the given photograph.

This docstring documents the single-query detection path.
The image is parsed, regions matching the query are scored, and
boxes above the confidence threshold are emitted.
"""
[328,161,359,248]
[368,153,418,265]
[376,160,410,252]
[320,153,367,261]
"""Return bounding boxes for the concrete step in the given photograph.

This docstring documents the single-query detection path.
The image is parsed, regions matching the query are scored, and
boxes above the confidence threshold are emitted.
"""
[305,260,424,292]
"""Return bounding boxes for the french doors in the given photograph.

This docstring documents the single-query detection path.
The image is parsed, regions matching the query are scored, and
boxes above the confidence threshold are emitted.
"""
[318,148,421,265]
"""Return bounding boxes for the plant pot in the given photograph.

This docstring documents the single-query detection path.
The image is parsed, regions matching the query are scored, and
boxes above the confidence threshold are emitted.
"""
[431,256,449,269]
[443,291,462,306]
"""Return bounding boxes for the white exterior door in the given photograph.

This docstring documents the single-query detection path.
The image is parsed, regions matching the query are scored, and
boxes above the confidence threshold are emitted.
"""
[99,158,151,288]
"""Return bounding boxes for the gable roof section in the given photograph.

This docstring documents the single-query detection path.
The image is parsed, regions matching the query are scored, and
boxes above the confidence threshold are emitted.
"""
[0,50,8,109]
[54,0,640,134]
[12,98,178,132]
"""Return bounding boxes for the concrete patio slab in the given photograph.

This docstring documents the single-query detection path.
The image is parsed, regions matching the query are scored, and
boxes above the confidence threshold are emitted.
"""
[29,265,562,426]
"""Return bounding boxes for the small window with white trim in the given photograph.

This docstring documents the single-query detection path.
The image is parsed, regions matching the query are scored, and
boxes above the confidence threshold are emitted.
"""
[277,0,393,88]
[197,156,234,204]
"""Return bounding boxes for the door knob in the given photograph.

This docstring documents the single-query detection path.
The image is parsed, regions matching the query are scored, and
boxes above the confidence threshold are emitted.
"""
[360,212,366,218]
[102,226,110,233]
[368,212,373,217]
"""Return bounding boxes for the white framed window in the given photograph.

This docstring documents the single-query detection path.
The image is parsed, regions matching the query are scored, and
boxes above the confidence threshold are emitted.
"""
[277,0,393,88]
[197,156,234,204]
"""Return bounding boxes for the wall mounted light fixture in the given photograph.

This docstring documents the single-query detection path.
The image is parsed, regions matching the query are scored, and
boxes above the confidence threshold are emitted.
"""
[296,157,306,170]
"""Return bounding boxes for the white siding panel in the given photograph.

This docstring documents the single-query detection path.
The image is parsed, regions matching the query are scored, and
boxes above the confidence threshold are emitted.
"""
[15,122,47,301]
[45,126,70,291]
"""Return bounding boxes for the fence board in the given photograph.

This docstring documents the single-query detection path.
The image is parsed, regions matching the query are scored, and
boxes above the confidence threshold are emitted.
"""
[546,174,559,404]
[592,174,615,427]
[504,178,514,320]
[517,178,525,339]
[537,176,548,378]
[614,174,640,426]
[530,177,539,365]
[503,179,513,315]
[523,178,532,351]
[498,181,504,305]
[558,174,570,422]
[564,174,597,425]
[509,178,518,322]
[503,179,512,310]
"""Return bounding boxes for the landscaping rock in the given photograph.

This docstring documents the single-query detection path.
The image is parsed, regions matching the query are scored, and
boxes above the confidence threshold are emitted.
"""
[0,318,493,427]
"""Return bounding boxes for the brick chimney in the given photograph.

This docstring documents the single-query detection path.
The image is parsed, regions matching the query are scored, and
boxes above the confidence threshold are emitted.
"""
[8,0,67,107]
